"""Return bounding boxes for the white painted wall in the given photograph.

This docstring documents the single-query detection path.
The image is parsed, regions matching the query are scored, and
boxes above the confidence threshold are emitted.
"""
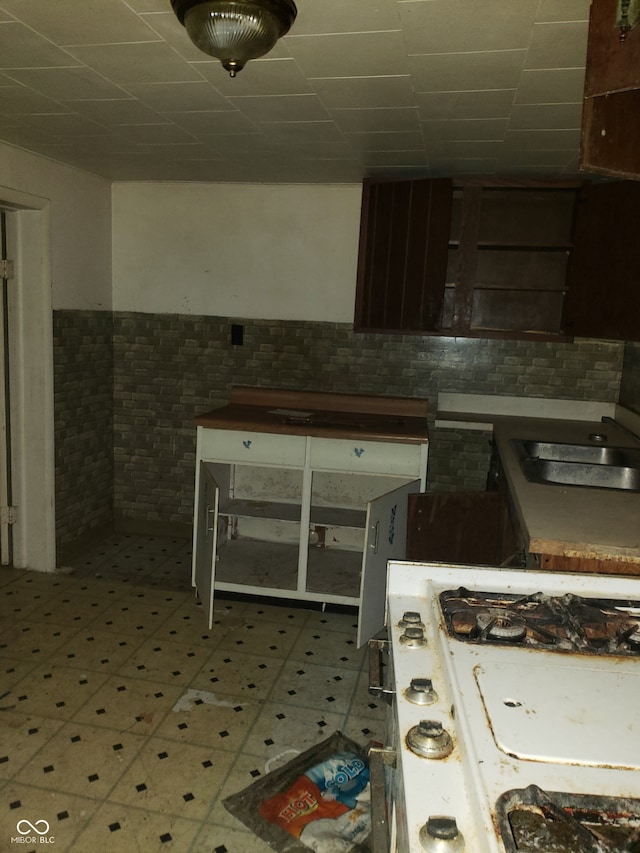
[112,182,362,322]
[1,142,112,310]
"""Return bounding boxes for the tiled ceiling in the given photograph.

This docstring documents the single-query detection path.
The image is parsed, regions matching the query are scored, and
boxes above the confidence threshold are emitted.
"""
[0,0,592,183]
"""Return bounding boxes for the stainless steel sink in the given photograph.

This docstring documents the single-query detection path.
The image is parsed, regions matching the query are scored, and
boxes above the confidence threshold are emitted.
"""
[512,439,640,492]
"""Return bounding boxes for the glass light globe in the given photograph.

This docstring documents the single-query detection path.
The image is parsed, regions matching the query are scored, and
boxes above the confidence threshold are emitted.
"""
[177,0,297,76]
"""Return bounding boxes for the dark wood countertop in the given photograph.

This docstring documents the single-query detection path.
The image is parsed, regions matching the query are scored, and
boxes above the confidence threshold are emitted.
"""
[195,387,429,444]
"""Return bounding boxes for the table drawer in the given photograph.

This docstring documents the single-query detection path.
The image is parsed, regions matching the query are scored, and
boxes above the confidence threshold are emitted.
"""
[198,428,307,466]
[309,437,423,475]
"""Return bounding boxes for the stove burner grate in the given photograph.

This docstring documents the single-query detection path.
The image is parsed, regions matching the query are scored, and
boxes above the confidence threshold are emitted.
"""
[496,786,640,852]
[440,588,640,655]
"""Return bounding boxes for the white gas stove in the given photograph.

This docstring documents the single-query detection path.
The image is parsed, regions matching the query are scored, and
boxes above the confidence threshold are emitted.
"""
[374,561,640,852]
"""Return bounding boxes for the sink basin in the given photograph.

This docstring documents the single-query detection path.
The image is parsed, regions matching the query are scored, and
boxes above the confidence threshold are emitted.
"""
[512,439,640,492]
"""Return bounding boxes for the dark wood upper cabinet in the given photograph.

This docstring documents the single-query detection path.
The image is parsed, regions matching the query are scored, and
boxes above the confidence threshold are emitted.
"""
[354,178,453,333]
[355,176,640,342]
[564,180,640,340]
[580,0,640,180]
[355,178,580,341]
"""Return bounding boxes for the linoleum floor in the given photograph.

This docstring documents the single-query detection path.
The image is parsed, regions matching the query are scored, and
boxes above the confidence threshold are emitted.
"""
[0,534,385,852]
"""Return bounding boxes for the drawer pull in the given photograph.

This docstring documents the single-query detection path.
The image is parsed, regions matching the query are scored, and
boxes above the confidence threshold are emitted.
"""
[242,439,252,449]
[354,447,365,457]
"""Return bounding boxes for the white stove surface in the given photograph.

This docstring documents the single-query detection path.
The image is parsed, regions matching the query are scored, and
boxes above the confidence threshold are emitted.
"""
[385,561,640,852]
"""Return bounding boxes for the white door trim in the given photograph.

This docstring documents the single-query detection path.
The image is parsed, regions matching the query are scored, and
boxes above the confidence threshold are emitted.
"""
[0,185,56,572]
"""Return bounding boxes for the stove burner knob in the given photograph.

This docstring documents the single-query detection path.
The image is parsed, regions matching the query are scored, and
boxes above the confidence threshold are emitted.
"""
[419,816,465,851]
[400,625,427,647]
[404,677,438,706]
[406,720,453,759]
[399,610,425,629]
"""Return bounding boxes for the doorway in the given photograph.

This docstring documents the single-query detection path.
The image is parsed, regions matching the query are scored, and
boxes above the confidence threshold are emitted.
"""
[0,187,56,572]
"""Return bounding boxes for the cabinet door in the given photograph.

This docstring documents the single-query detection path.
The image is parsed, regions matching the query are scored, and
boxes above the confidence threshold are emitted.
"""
[357,479,420,647]
[193,461,220,630]
[564,181,640,341]
[354,178,452,333]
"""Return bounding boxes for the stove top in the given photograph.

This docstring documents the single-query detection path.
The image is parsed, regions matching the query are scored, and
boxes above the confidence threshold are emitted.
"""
[383,562,640,853]
[440,587,640,655]
[496,787,640,853]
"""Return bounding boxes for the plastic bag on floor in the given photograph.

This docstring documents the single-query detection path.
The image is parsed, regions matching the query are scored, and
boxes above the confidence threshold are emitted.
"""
[223,731,371,852]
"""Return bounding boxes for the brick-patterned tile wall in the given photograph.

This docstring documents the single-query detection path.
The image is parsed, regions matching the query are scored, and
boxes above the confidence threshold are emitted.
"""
[111,313,624,528]
[53,310,114,556]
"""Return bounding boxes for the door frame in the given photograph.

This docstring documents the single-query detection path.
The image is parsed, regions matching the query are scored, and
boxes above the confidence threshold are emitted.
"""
[0,185,56,572]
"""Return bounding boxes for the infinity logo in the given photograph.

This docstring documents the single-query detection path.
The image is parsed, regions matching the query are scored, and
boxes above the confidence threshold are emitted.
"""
[16,819,50,835]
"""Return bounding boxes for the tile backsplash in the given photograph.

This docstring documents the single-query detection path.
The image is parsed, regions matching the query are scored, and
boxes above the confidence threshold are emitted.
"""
[53,310,626,556]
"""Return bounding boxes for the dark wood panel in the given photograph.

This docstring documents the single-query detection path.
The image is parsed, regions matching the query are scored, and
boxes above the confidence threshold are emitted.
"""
[564,181,640,340]
[581,90,640,180]
[474,250,568,291]
[471,289,564,333]
[406,491,517,565]
[584,0,640,97]
[354,178,452,333]
[476,189,576,246]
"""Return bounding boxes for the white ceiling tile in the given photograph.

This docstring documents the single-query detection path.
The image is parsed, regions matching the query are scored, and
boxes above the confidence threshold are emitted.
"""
[409,50,526,92]
[65,42,202,85]
[311,76,415,110]
[198,58,312,97]
[508,103,583,130]
[421,118,509,141]
[347,131,425,152]
[6,66,127,101]
[525,22,589,70]
[258,121,345,144]
[226,94,330,123]
[331,107,420,134]
[69,99,163,125]
[0,0,601,182]
[293,0,401,35]
[17,112,105,136]
[503,128,582,150]
[0,21,78,68]
[416,89,516,121]
[516,68,586,104]
[401,0,539,54]
[126,82,230,112]
[0,86,70,114]
[0,0,161,46]
[286,31,407,78]
[165,111,250,135]
[537,0,590,23]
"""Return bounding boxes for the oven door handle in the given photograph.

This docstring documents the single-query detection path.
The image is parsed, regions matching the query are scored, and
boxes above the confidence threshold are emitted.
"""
[368,744,397,853]
[368,637,395,704]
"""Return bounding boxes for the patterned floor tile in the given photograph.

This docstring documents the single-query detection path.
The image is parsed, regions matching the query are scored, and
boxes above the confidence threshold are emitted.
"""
[71,674,182,734]
[189,648,285,701]
[14,722,143,798]
[7,664,108,721]
[155,690,261,753]
[71,801,202,851]
[116,637,215,687]
[108,736,235,820]
[0,711,65,780]
[238,702,347,760]
[0,782,100,850]
[0,535,387,853]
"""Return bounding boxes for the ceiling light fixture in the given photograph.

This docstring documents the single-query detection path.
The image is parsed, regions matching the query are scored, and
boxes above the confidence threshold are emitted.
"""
[171,0,297,77]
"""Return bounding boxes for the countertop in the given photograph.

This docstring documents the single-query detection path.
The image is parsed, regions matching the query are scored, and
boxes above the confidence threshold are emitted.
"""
[493,417,640,565]
[195,387,429,445]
